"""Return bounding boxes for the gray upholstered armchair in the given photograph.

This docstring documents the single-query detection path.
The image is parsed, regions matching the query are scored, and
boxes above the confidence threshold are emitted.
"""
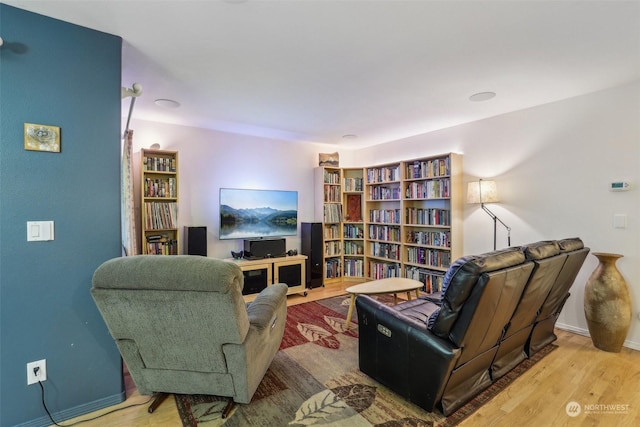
[91,255,287,415]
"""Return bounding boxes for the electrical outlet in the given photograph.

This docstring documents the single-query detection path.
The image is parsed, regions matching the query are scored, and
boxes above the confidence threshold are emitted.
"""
[27,359,47,385]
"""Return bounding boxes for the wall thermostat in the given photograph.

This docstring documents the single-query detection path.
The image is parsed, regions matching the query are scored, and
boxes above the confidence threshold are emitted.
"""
[610,181,632,192]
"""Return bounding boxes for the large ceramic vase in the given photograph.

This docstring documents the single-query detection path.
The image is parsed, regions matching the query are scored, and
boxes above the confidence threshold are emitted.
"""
[584,252,632,352]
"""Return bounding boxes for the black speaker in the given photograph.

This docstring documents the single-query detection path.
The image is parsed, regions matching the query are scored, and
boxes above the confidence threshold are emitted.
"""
[185,226,207,256]
[243,238,286,259]
[301,222,323,288]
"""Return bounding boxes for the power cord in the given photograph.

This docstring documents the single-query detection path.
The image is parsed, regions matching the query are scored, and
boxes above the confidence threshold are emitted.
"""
[38,380,153,426]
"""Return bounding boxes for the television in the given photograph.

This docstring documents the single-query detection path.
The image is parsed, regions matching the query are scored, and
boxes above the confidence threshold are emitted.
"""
[219,188,298,240]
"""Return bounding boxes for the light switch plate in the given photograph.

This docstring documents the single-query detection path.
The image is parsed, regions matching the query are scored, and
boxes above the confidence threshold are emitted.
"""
[613,214,627,229]
[27,221,54,241]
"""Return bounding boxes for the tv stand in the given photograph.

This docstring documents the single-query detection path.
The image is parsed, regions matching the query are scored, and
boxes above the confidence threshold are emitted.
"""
[225,254,308,302]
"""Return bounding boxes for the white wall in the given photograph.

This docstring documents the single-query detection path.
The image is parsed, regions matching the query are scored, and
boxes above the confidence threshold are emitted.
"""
[130,81,640,349]
[358,82,640,349]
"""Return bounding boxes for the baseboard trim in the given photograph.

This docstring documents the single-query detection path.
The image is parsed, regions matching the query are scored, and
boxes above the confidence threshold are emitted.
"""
[556,322,640,351]
[15,391,126,427]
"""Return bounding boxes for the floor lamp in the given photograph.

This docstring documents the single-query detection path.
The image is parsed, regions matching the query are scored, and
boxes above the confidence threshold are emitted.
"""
[467,179,511,250]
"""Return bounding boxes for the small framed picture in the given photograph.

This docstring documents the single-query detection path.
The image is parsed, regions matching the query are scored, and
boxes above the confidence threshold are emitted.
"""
[319,152,339,167]
[24,123,61,152]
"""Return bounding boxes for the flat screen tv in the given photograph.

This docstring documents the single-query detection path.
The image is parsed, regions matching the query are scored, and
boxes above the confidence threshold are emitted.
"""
[219,188,298,240]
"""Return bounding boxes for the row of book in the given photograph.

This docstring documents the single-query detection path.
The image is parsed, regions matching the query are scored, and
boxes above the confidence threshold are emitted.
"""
[366,166,401,184]
[143,155,176,172]
[323,184,342,202]
[323,204,343,223]
[145,202,177,230]
[404,266,445,294]
[323,170,341,184]
[369,261,401,280]
[343,177,363,192]
[404,178,451,199]
[405,207,451,226]
[368,224,401,242]
[343,258,364,278]
[368,185,402,200]
[343,224,364,239]
[323,223,341,239]
[406,230,451,248]
[405,158,450,179]
[406,247,452,268]
[324,241,342,256]
[370,242,401,261]
[324,259,342,279]
[343,241,364,255]
[145,239,178,255]
[369,208,401,224]
[144,177,177,198]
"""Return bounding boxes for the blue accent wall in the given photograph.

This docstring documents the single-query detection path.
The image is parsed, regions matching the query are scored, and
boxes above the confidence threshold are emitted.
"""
[0,5,124,426]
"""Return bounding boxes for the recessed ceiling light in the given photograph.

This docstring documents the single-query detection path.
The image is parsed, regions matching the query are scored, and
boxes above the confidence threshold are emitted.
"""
[154,99,181,108]
[469,92,496,102]
[342,134,358,140]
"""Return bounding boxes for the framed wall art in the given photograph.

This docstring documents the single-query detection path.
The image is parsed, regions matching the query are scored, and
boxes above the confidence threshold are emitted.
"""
[319,152,339,167]
[24,123,61,152]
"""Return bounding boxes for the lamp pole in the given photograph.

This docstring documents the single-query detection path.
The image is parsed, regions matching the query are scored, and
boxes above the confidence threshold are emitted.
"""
[478,178,511,250]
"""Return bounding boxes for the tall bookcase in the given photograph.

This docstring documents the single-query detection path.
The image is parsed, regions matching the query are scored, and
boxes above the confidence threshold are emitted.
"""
[140,148,179,255]
[365,162,403,280]
[313,167,343,284]
[313,153,462,292]
[342,167,365,281]
[400,154,462,292]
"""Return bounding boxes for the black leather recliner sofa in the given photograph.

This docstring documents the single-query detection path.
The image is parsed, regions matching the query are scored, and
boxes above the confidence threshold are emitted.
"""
[356,238,589,416]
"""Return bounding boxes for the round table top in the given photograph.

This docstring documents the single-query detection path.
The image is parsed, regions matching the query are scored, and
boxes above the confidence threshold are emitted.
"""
[345,277,423,295]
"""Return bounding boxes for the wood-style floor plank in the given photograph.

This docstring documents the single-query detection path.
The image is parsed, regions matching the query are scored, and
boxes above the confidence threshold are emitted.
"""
[56,283,639,427]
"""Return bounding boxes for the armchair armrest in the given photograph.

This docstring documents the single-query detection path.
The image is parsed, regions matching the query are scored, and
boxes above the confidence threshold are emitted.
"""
[246,283,288,330]
[356,295,460,412]
[224,283,288,403]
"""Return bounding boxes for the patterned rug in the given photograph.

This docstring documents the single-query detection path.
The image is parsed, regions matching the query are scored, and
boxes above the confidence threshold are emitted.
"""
[175,295,556,426]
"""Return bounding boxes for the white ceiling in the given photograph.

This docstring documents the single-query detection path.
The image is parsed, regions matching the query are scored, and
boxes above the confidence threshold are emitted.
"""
[5,0,640,148]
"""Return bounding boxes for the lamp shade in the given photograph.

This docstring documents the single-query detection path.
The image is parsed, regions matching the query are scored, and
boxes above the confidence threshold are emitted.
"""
[467,180,499,204]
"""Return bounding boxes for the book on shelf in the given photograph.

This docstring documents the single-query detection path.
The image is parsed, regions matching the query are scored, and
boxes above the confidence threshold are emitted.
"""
[406,158,451,179]
[323,204,343,223]
[366,166,401,183]
[404,266,445,293]
[343,177,363,192]
[144,177,177,198]
[145,202,178,229]
[143,155,176,172]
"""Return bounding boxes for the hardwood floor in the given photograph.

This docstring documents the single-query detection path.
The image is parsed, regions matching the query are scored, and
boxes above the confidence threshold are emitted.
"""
[58,283,639,427]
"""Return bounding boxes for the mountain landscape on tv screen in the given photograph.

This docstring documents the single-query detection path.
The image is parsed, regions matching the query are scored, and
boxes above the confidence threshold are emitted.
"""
[220,205,297,239]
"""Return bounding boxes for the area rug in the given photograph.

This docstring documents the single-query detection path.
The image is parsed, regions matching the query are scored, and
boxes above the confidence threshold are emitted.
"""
[175,295,556,426]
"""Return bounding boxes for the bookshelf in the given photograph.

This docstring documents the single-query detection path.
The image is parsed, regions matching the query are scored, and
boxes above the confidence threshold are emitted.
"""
[312,153,462,292]
[365,162,403,280]
[140,148,179,255]
[401,154,462,293]
[314,167,343,284]
[342,167,365,281]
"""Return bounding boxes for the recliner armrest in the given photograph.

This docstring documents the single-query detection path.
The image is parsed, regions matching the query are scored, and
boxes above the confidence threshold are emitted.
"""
[423,291,444,305]
[356,295,460,412]
[246,283,288,330]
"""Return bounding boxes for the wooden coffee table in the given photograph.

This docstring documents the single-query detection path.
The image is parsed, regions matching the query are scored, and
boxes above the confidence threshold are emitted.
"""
[345,277,423,329]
